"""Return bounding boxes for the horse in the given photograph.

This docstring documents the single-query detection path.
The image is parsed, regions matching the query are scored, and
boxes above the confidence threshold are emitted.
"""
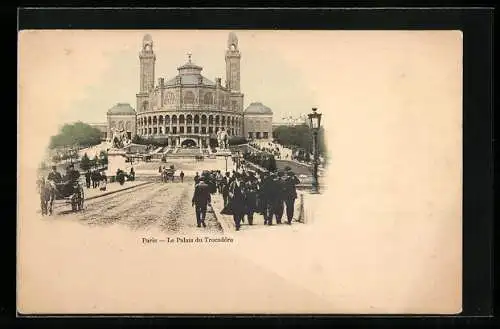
[37,177,56,216]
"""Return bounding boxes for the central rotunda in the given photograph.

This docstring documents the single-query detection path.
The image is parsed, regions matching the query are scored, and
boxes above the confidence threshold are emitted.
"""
[135,32,245,148]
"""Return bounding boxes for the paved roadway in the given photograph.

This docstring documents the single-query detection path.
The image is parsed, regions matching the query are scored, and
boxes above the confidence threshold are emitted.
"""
[50,181,223,234]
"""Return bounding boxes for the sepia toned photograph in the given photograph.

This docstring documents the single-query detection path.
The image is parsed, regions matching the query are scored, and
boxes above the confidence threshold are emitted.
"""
[18,29,462,314]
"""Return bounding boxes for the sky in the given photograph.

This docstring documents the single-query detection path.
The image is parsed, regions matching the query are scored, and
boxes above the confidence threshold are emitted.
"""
[19,30,322,126]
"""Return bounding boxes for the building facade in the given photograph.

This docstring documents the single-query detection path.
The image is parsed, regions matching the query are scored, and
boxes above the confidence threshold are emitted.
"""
[102,32,274,147]
[106,103,137,141]
[243,102,273,140]
[134,32,246,148]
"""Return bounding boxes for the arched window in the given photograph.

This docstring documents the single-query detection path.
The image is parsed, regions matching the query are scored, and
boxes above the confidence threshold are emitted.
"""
[221,116,225,125]
[153,116,157,124]
[147,117,151,125]
[201,115,207,124]
[194,115,200,124]
[227,116,231,125]
[172,115,177,124]
[118,121,124,130]
[204,92,214,105]
[159,115,163,124]
[165,115,170,124]
[125,121,131,131]
[179,115,185,124]
[215,115,220,125]
[110,121,116,129]
[209,115,214,125]
[231,117,235,126]
[186,114,193,124]
[143,101,148,112]
[184,91,195,104]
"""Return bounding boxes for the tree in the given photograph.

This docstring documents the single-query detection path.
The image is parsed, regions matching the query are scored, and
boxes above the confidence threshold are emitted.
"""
[272,124,326,156]
[80,153,91,171]
[49,121,102,149]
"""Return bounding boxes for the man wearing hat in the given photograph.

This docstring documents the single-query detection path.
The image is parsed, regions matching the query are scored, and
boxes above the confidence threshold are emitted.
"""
[59,164,80,197]
[244,171,259,225]
[282,170,300,224]
[192,176,211,228]
[47,165,62,184]
[228,172,246,231]
[272,171,286,224]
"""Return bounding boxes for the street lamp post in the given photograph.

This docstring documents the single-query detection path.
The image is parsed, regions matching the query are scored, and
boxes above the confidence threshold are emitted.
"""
[308,107,322,194]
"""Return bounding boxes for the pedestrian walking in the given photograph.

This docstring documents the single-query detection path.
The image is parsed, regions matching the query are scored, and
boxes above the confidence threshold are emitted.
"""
[85,171,91,189]
[221,175,230,207]
[180,171,185,183]
[244,172,259,226]
[191,177,211,228]
[282,170,300,224]
[228,172,246,231]
[194,172,200,185]
[259,172,275,225]
[273,171,285,224]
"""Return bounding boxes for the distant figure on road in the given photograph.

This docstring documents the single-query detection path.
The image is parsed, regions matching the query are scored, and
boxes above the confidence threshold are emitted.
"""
[192,177,211,228]
[100,173,107,191]
[85,171,91,189]
[194,172,200,185]
[180,171,185,183]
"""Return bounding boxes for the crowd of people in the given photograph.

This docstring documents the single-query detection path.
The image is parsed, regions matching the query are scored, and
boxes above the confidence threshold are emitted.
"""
[248,141,283,159]
[241,151,277,172]
[191,167,300,231]
[84,170,108,190]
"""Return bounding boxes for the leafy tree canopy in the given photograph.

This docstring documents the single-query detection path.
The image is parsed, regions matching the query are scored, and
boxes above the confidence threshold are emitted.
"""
[272,124,326,156]
[49,121,102,149]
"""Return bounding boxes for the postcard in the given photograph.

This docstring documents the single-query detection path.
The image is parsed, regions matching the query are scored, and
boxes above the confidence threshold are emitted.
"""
[17,29,462,314]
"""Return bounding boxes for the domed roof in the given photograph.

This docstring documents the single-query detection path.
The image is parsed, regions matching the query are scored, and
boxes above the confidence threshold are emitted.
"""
[244,102,273,115]
[107,103,136,115]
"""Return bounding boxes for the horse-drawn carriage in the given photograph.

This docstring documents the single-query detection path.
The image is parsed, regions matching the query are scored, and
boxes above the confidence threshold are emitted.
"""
[38,178,85,215]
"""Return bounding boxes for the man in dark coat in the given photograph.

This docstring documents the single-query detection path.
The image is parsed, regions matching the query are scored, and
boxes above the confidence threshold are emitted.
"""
[60,164,80,196]
[244,172,259,225]
[258,172,274,225]
[269,171,285,224]
[85,171,91,188]
[47,165,62,183]
[221,174,230,206]
[194,172,200,185]
[228,173,246,231]
[192,177,211,228]
[180,171,184,183]
[282,170,300,224]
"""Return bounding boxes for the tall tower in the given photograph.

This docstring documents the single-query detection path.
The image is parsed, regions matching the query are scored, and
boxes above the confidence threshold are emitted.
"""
[140,34,156,92]
[225,32,241,92]
[136,34,156,113]
[225,32,244,137]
